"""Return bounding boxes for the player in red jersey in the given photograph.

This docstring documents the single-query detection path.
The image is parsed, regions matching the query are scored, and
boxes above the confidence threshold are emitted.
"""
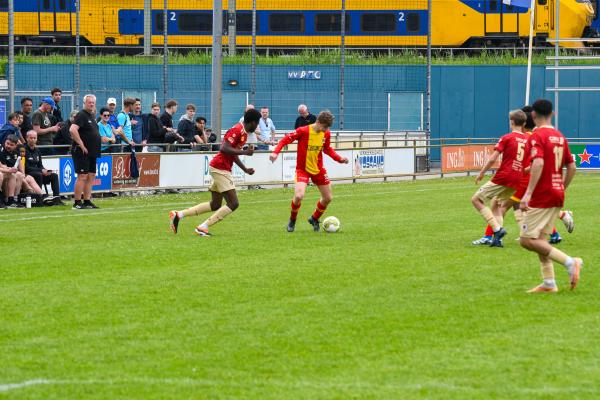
[471,110,529,247]
[169,109,261,236]
[519,99,582,293]
[269,110,348,232]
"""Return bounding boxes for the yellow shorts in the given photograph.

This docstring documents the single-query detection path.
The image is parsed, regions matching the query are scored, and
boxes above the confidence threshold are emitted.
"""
[209,167,235,193]
[474,181,515,202]
[520,207,561,239]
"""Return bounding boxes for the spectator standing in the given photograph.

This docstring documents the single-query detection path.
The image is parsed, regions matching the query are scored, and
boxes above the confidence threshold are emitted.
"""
[20,97,34,139]
[160,99,178,134]
[147,102,168,152]
[116,97,136,151]
[177,104,201,151]
[129,98,145,150]
[31,97,60,156]
[53,110,77,155]
[258,107,276,150]
[24,131,61,201]
[195,116,209,150]
[295,104,316,129]
[205,128,219,151]
[0,113,23,146]
[70,94,102,209]
[50,88,64,125]
[98,107,116,153]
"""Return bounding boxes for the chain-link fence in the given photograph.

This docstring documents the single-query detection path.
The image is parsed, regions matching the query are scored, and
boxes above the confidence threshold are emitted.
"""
[1,0,432,136]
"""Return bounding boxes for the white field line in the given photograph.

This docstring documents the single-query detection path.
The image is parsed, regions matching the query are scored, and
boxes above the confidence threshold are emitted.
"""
[0,377,597,394]
[0,185,473,223]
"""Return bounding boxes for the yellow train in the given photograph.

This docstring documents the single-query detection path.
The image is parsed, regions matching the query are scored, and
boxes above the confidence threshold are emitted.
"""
[0,0,595,48]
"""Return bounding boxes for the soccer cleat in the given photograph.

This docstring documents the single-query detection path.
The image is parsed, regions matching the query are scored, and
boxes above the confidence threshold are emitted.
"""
[83,201,99,209]
[561,210,574,233]
[569,258,583,290]
[308,216,320,232]
[169,210,180,234]
[490,227,506,247]
[472,236,492,245]
[549,232,562,244]
[287,219,296,232]
[194,226,212,237]
[527,284,558,293]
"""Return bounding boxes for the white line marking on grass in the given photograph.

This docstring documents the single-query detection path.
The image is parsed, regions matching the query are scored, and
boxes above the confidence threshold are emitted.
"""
[0,186,471,223]
[0,377,597,394]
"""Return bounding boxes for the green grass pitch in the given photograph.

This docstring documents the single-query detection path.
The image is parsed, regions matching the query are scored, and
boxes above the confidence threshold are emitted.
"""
[1,174,599,399]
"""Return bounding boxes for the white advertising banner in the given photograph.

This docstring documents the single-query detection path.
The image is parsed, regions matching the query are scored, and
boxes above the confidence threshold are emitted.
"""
[159,154,205,187]
[323,150,354,179]
[281,153,297,182]
[243,153,284,183]
[383,148,415,175]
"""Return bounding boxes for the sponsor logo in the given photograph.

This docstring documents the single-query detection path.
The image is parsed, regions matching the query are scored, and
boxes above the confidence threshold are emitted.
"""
[354,149,384,176]
[63,158,73,187]
[287,70,321,80]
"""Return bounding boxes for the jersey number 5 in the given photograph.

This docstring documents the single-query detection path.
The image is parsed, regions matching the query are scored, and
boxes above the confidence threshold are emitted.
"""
[516,142,526,162]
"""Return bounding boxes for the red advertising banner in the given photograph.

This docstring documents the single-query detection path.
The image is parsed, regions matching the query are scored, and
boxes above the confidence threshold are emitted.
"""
[441,145,500,173]
[112,153,161,189]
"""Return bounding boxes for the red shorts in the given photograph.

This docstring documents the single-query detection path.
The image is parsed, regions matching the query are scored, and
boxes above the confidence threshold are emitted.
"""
[295,169,330,186]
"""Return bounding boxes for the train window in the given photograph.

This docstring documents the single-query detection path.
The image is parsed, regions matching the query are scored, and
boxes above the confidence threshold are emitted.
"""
[0,0,7,11]
[58,0,66,10]
[269,13,305,32]
[315,13,351,32]
[155,13,165,33]
[179,12,212,32]
[537,0,547,4]
[361,13,396,32]
[489,0,498,11]
[406,13,420,33]
[236,12,259,33]
[43,0,51,10]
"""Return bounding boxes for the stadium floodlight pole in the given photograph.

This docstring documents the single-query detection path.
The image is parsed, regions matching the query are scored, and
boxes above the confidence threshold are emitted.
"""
[426,0,432,171]
[250,0,256,104]
[8,0,14,113]
[211,0,224,140]
[525,0,536,105]
[228,0,236,55]
[75,0,80,110]
[144,0,152,55]
[163,0,168,103]
[554,0,560,128]
[340,0,346,131]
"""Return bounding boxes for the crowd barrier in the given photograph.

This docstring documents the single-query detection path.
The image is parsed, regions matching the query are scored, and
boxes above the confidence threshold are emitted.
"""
[42,146,416,194]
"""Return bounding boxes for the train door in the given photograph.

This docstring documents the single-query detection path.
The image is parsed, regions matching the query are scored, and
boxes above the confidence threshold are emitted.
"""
[535,0,552,33]
[38,0,72,34]
[484,0,519,36]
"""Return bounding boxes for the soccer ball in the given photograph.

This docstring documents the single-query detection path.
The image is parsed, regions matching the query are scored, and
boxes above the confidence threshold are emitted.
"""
[322,216,341,233]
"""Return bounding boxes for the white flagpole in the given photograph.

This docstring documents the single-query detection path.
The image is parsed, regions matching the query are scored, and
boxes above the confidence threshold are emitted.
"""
[525,0,536,105]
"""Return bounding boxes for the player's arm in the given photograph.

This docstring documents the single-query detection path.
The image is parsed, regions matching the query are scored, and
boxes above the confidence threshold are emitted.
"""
[233,155,255,175]
[220,139,253,156]
[69,123,88,155]
[323,134,348,164]
[520,158,543,210]
[475,150,501,184]
[269,129,303,162]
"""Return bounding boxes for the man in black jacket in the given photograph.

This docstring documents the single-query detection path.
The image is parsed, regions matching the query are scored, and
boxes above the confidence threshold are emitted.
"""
[294,104,317,129]
[24,130,62,202]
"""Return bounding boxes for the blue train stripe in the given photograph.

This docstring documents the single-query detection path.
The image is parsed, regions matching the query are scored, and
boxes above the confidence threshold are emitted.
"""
[0,0,75,12]
[458,0,529,13]
[118,9,429,36]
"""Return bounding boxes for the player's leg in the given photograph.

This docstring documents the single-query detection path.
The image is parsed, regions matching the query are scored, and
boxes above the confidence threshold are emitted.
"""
[471,183,505,246]
[307,172,333,232]
[195,189,237,236]
[520,207,583,290]
[473,197,499,245]
[170,191,220,234]
[527,247,558,293]
[287,171,309,232]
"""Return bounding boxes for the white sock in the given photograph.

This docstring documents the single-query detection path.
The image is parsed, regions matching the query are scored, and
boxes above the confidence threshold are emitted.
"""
[543,279,557,288]
[200,223,208,230]
[564,257,575,274]
[493,226,502,233]
[177,211,185,219]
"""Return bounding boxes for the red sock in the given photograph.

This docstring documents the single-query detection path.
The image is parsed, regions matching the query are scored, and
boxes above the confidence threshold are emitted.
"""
[552,226,557,234]
[485,224,493,237]
[312,201,327,220]
[290,200,301,221]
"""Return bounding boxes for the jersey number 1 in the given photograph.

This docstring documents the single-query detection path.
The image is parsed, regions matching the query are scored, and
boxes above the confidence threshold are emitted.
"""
[553,145,564,172]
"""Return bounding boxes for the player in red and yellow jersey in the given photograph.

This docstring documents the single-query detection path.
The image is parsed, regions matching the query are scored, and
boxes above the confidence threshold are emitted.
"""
[169,109,261,236]
[519,99,582,293]
[471,110,529,247]
[269,110,348,232]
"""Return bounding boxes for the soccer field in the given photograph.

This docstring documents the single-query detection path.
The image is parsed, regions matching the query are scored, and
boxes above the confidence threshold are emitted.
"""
[2,175,599,399]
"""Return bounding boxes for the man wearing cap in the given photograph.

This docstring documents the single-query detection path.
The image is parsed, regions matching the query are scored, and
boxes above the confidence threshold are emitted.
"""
[106,97,123,143]
[31,97,60,156]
